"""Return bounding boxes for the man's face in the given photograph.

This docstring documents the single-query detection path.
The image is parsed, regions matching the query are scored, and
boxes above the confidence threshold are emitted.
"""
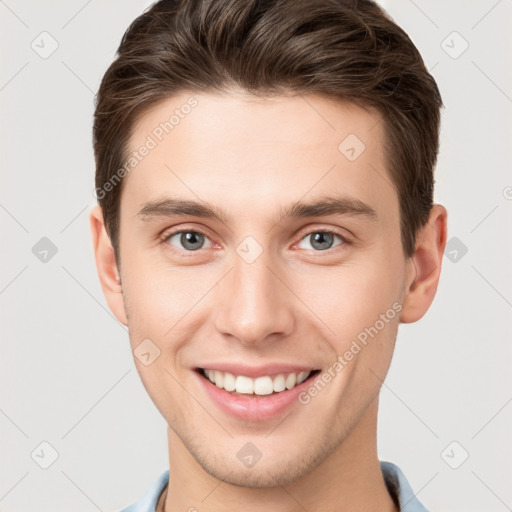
[117,91,409,486]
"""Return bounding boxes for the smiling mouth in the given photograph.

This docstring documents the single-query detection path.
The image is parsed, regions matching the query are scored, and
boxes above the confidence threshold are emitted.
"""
[196,368,321,397]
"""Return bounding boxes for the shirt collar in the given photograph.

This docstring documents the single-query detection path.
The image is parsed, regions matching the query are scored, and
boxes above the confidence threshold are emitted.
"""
[380,461,430,511]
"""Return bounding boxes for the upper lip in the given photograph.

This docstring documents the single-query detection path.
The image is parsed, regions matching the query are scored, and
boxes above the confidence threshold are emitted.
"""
[196,363,318,379]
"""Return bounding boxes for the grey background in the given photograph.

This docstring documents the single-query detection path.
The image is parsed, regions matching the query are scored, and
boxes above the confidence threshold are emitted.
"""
[1,1,511,511]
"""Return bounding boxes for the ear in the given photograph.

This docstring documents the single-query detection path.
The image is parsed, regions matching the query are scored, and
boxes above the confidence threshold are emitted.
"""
[89,204,128,326]
[400,204,448,323]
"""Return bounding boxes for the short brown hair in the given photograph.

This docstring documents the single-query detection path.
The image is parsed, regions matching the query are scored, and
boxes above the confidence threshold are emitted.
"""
[93,0,442,265]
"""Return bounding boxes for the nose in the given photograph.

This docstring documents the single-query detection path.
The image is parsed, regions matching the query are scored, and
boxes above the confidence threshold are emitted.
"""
[213,248,295,346]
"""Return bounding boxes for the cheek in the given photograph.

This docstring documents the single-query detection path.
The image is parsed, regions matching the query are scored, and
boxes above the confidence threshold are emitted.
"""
[121,253,216,349]
[290,257,404,375]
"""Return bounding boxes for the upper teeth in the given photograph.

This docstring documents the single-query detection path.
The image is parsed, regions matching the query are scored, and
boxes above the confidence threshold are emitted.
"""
[203,369,312,395]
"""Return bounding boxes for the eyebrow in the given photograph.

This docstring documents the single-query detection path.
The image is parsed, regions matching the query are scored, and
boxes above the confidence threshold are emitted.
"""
[136,195,377,226]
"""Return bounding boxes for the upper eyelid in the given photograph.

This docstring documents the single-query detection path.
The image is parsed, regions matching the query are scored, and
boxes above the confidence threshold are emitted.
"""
[294,225,350,241]
[160,225,212,242]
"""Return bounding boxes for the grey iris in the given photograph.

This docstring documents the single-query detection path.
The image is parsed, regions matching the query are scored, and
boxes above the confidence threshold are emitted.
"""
[181,232,204,250]
[310,232,334,250]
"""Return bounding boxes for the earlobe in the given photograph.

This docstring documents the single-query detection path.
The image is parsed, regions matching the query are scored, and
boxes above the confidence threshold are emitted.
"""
[89,205,128,326]
[400,204,448,324]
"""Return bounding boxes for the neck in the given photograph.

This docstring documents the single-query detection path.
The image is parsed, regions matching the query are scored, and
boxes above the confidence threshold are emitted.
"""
[161,398,397,512]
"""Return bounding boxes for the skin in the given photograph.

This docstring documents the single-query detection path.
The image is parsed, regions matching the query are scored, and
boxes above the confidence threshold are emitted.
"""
[90,90,447,512]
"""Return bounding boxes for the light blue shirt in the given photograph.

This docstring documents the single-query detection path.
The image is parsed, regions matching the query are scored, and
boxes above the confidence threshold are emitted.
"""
[120,460,429,511]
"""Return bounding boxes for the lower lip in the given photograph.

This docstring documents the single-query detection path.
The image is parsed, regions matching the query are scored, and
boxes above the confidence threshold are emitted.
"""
[195,370,317,422]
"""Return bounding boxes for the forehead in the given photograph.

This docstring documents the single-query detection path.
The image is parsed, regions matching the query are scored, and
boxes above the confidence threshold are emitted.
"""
[130,90,382,154]
[121,90,396,224]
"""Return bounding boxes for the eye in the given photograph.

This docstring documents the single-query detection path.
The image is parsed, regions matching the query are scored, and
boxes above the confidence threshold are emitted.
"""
[160,227,349,255]
[164,230,212,251]
[297,230,346,251]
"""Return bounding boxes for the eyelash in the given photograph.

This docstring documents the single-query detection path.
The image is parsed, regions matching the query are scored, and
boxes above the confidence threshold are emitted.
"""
[159,226,351,257]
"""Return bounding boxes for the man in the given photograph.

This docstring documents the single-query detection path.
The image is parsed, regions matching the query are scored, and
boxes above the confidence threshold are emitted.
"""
[90,0,447,510]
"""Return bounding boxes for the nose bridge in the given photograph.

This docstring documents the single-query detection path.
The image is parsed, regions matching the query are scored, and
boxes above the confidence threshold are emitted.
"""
[214,241,294,345]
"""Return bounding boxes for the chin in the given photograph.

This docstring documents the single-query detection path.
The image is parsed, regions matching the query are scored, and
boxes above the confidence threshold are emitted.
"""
[202,459,309,488]
[193,440,332,489]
